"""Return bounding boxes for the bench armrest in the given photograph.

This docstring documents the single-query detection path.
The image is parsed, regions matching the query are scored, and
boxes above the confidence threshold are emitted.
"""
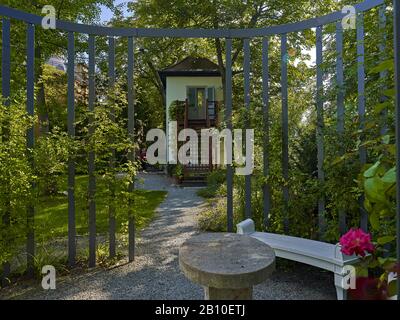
[237,219,255,234]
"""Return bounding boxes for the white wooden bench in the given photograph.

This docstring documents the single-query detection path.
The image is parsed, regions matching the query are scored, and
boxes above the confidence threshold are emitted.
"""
[237,219,362,300]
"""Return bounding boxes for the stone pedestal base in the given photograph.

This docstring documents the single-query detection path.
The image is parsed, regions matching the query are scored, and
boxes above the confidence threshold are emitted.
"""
[204,286,253,300]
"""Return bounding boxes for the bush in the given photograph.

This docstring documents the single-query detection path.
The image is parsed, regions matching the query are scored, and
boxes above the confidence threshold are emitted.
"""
[197,197,242,232]
[168,100,185,121]
[0,100,35,265]
[197,169,226,198]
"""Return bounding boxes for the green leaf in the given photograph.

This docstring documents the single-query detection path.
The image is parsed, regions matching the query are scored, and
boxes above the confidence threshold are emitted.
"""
[331,155,345,165]
[369,212,380,230]
[373,101,391,115]
[369,59,394,74]
[382,135,391,144]
[364,198,372,212]
[364,176,386,203]
[383,88,396,97]
[377,235,395,245]
[382,167,396,184]
[363,161,381,178]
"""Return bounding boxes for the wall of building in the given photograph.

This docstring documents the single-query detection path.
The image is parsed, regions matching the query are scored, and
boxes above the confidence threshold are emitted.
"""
[165,76,223,163]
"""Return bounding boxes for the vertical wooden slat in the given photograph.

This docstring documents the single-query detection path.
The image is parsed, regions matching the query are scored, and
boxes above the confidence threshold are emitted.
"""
[316,25,325,239]
[243,38,251,219]
[393,0,400,300]
[379,5,388,136]
[127,37,135,262]
[262,37,271,229]
[281,33,289,233]
[1,17,11,287]
[380,3,391,259]
[2,19,10,105]
[108,36,116,258]
[225,38,233,232]
[88,34,96,268]
[336,21,346,235]
[357,13,368,231]
[67,31,76,266]
[26,23,35,276]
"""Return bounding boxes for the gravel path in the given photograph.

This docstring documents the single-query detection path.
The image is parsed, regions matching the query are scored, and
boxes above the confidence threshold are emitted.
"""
[3,172,336,300]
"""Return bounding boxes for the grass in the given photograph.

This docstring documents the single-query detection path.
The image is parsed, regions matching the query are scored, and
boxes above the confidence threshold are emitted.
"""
[35,175,167,242]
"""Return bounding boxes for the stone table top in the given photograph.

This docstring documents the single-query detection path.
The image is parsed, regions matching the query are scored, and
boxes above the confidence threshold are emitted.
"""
[179,233,275,289]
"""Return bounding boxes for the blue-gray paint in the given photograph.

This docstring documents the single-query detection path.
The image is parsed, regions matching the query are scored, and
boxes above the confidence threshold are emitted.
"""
[26,23,35,276]
[2,18,10,105]
[262,37,271,229]
[357,13,368,231]
[108,36,116,258]
[225,38,234,232]
[128,37,135,262]
[1,17,11,287]
[393,0,400,300]
[243,38,252,219]
[336,22,346,235]
[0,0,384,38]
[316,25,325,238]
[67,31,76,266]
[379,5,388,136]
[0,0,393,279]
[281,34,289,233]
[88,34,96,268]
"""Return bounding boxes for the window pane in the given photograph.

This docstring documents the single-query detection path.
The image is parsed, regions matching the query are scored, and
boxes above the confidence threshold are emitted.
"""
[188,88,196,107]
[207,87,215,101]
[197,88,204,109]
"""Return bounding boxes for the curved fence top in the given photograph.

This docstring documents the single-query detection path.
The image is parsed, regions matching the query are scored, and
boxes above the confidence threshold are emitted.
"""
[0,0,384,38]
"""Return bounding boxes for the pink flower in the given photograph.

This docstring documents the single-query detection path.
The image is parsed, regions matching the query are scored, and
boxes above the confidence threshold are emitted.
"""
[339,228,375,257]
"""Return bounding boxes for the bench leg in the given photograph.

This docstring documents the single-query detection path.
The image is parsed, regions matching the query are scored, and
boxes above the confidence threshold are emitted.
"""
[334,274,347,300]
[335,285,347,300]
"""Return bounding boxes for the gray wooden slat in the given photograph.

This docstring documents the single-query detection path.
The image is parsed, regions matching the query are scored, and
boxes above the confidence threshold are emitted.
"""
[281,33,289,233]
[357,13,368,231]
[336,21,346,235]
[26,23,35,277]
[243,38,252,219]
[127,37,135,262]
[1,17,11,287]
[108,36,116,258]
[67,31,76,266]
[262,37,271,229]
[379,3,391,259]
[379,5,388,136]
[88,34,96,268]
[393,0,400,300]
[316,25,325,239]
[225,38,233,232]
[0,0,384,38]
[2,18,10,104]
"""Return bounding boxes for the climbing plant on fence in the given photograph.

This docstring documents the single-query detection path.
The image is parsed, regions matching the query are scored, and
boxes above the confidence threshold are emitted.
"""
[0,100,35,267]
[0,77,139,279]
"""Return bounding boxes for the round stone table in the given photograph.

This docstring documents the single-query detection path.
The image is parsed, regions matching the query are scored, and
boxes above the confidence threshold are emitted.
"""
[179,233,275,300]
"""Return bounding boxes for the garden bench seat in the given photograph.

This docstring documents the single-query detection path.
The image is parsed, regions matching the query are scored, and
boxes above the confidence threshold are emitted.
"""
[237,219,361,300]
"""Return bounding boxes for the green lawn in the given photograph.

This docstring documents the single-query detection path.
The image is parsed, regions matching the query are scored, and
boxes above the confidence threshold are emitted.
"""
[35,175,167,242]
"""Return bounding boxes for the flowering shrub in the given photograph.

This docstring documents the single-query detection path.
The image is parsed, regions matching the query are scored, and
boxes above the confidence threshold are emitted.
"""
[339,228,375,257]
[340,228,398,300]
